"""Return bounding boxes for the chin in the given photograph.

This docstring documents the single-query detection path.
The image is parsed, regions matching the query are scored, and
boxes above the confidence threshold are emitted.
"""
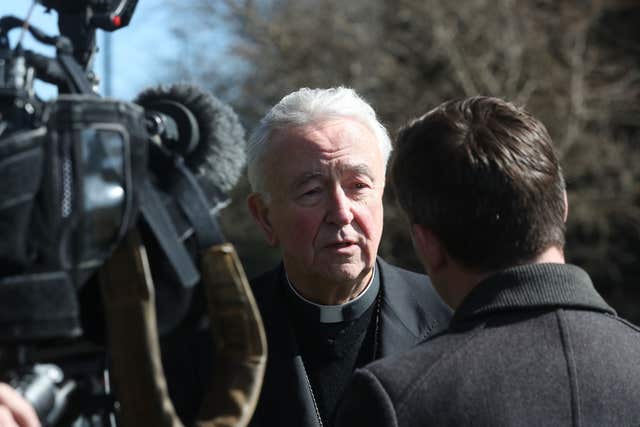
[323,263,372,285]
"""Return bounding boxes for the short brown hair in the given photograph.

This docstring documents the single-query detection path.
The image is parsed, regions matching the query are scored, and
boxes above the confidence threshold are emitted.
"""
[391,96,566,271]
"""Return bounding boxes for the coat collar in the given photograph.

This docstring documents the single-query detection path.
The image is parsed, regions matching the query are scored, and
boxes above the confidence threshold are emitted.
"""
[256,260,420,353]
[284,264,380,323]
[451,263,615,327]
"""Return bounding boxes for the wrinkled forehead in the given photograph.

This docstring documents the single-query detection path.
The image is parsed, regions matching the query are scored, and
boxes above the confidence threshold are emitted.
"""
[291,162,377,186]
[270,119,382,159]
[265,119,385,180]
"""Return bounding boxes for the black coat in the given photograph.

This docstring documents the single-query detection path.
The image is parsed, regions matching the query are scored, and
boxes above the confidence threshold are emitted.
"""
[336,263,640,427]
[249,257,451,427]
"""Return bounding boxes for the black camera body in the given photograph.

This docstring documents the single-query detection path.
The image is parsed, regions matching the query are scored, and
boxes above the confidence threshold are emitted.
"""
[0,3,148,425]
[0,0,151,343]
[0,1,247,425]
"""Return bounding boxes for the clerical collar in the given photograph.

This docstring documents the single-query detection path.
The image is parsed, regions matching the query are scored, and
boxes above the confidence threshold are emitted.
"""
[285,266,380,324]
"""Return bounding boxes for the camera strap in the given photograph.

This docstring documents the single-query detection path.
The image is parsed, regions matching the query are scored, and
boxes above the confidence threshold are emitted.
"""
[98,229,184,427]
[138,177,200,288]
[169,158,226,250]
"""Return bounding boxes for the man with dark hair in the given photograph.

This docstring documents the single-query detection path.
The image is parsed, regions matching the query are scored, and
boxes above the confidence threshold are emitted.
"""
[336,96,640,426]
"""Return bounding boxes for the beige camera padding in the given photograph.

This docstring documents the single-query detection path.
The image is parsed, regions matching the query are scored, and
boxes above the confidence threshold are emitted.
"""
[99,231,267,427]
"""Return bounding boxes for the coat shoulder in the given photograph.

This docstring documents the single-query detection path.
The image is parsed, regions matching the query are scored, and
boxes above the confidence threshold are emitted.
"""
[377,258,452,339]
[248,265,283,305]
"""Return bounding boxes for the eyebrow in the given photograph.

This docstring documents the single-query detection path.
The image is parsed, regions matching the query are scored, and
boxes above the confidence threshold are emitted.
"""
[343,163,375,181]
[291,171,324,190]
[290,163,376,191]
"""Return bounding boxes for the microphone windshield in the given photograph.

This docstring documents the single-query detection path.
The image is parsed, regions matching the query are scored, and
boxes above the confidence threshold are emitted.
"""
[135,84,246,197]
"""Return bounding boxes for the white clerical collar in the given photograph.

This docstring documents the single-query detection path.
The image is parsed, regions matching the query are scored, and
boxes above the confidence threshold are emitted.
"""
[285,265,380,324]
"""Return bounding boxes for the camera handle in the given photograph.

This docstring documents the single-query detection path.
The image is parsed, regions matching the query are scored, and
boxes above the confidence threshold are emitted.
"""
[195,243,267,427]
[98,230,267,427]
[0,16,96,94]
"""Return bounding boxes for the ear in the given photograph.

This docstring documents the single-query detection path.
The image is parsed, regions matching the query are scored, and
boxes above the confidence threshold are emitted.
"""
[411,224,446,275]
[247,193,279,246]
[563,190,569,222]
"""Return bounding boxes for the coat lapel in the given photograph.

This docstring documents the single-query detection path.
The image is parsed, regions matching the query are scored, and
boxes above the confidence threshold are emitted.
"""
[250,266,321,427]
[376,258,449,357]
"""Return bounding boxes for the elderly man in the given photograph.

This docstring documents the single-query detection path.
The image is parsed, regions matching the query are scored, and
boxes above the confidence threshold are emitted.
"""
[246,87,451,427]
[336,96,640,426]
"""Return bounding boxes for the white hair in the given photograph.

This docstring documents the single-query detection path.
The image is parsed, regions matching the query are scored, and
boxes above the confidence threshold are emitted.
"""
[247,87,392,194]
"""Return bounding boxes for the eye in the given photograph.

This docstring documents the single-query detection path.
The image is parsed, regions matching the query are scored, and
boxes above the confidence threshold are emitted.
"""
[351,180,373,192]
[296,187,324,204]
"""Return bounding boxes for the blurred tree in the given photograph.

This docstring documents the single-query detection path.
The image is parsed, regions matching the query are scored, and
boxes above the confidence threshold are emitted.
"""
[167,0,640,321]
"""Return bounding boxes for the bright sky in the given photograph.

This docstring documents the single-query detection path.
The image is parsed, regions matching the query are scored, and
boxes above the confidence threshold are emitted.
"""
[2,0,182,100]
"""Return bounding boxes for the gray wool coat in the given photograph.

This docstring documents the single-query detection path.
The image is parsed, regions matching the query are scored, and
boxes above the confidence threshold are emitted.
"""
[336,263,640,427]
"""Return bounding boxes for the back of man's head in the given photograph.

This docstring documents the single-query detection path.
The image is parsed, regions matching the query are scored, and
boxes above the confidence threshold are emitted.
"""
[391,96,566,271]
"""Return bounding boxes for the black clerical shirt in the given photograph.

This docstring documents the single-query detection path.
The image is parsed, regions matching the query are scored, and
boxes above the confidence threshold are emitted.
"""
[286,271,381,426]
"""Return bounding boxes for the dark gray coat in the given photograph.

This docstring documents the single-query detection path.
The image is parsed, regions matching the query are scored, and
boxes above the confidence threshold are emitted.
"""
[249,257,452,427]
[336,263,640,427]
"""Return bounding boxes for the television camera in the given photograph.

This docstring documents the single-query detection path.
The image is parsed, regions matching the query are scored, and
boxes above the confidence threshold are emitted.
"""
[0,1,266,426]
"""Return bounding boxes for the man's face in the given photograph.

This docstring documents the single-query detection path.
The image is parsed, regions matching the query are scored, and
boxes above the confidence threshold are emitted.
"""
[253,118,385,294]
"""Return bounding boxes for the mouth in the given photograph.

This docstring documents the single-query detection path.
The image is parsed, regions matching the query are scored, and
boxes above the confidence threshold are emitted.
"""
[326,241,357,249]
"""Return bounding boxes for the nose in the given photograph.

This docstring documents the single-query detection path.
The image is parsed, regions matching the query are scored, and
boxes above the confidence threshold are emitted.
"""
[325,186,354,226]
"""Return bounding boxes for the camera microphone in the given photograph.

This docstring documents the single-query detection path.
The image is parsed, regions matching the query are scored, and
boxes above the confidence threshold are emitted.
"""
[135,83,246,199]
[133,84,247,333]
